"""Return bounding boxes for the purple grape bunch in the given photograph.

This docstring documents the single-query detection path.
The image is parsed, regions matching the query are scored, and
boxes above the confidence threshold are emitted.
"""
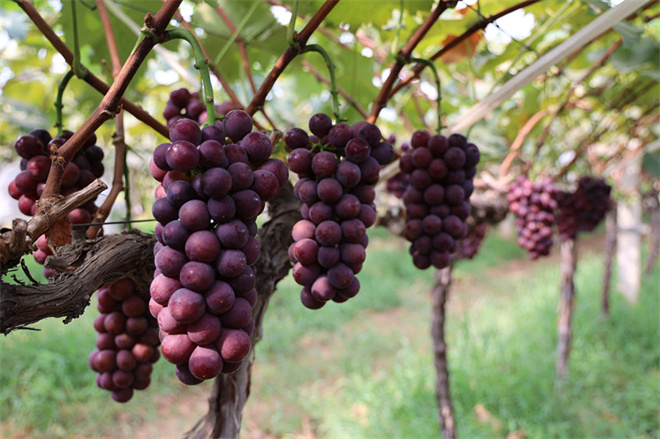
[8,129,105,277]
[286,113,395,309]
[507,176,558,259]
[149,110,289,383]
[399,130,481,269]
[461,222,487,260]
[556,176,611,241]
[89,278,161,403]
[162,88,240,128]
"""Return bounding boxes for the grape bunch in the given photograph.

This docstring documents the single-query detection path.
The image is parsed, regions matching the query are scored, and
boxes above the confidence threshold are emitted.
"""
[149,110,288,383]
[162,88,239,128]
[89,278,161,403]
[507,176,558,259]
[286,113,395,309]
[461,222,487,260]
[8,129,104,278]
[556,176,611,240]
[8,129,104,225]
[399,130,481,269]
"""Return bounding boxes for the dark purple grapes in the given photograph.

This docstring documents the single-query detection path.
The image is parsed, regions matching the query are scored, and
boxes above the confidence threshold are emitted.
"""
[285,114,394,308]
[399,130,480,269]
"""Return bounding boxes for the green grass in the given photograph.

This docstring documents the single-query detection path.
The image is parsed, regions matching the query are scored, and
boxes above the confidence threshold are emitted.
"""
[1,229,658,438]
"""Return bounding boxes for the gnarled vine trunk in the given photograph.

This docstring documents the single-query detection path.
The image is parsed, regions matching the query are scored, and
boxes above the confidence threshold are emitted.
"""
[431,266,456,439]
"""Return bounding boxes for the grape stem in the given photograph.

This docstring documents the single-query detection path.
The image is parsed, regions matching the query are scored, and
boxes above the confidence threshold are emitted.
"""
[410,57,443,133]
[165,28,218,127]
[54,70,74,137]
[388,0,543,99]
[287,0,300,50]
[367,1,448,124]
[69,0,88,79]
[246,0,340,115]
[303,44,342,123]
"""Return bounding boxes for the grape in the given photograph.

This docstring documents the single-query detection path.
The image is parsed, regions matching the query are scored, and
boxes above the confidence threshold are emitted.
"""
[201,167,232,198]
[187,313,223,345]
[168,288,206,324]
[189,345,223,380]
[216,329,251,363]
[240,132,273,163]
[14,135,45,159]
[199,140,227,168]
[400,130,481,269]
[309,113,333,137]
[258,158,289,188]
[215,249,247,278]
[179,199,211,231]
[170,118,202,145]
[166,140,200,172]
[179,261,216,292]
[227,162,254,190]
[284,127,310,150]
[207,195,236,223]
[205,281,236,315]
[218,297,252,329]
[224,110,253,141]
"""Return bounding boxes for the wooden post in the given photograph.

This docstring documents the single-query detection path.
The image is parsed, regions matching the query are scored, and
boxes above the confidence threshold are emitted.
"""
[556,238,577,383]
[601,207,617,316]
[431,266,456,439]
[616,151,642,304]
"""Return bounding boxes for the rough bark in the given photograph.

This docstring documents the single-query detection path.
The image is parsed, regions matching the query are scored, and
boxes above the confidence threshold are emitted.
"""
[431,266,456,439]
[601,207,617,316]
[185,183,301,439]
[1,231,155,335]
[556,238,577,383]
[0,179,107,272]
[645,204,660,274]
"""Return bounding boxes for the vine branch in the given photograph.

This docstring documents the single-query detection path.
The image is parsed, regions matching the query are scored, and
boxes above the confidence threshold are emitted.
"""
[246,0,340,115]
[367,2,449,124]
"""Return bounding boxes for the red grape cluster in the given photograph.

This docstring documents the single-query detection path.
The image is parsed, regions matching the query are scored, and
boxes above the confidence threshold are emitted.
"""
[507,176,558,259]
[556,176,611,241]
[286,113,395,309]
[399,131,480,269]
[8,129,103,225]
[149,110,288,383]
[162,88,239,128]
[89,278,161,403]
[461,222,487,260]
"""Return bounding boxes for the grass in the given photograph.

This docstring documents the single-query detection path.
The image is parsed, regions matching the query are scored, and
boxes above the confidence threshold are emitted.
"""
[1,228,658,438]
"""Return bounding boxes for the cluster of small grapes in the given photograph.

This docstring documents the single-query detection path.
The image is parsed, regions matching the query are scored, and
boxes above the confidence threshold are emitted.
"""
[89,278,160,403]
[507,176,558,259]
[162,88,239,128]
[149,110,288,383]
[556,176,611,241]
[461,222,487,260]
[286,113,395,309]
[399,131,480,269]
[8,129,104,278]
[8,129,104,224]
